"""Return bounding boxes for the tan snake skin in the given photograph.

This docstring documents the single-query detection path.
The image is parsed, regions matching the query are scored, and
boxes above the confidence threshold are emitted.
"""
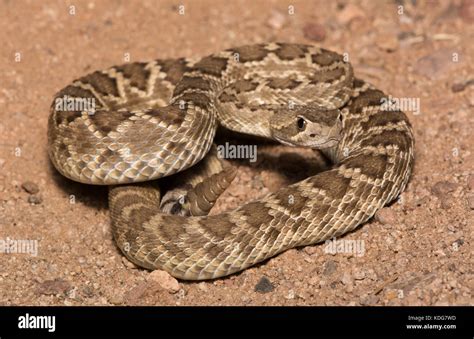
[48,43,414,280]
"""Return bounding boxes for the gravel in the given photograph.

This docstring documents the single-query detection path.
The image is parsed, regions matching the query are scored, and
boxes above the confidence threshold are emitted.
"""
[255,277,275,294]
[0,0,471,306]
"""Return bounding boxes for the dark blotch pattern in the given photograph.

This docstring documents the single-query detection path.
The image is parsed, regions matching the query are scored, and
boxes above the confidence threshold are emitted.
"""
[311,49,344,66]
[348,89,385,113]
[361,129,411,152]
[115,62,150,91]
[156,58,190,85]
[174,76,211,96]
[233,79,259,93]
[273,186,308,216]
[239,201,274,229]
[360,110,409,131]
[218,92,238,103]
[88,109,129,134]
[343,153,388,179]
[147,105,186,126]
[229,44,269,63]
[274,43,309,60]
[310,67,346,84]
[55,110,82,126]
[193,56,229,77]
[353,78,366,89]
[199,215,235,240]
[176,92,212,109]
[307,170,351,200]
[266,78,302,90]
[81,71,120,97]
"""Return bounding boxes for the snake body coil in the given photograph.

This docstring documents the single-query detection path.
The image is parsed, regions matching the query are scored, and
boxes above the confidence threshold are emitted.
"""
[48,43,414,280]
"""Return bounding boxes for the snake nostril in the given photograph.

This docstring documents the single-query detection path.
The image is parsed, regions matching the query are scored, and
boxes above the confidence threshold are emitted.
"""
[310,134,316,138]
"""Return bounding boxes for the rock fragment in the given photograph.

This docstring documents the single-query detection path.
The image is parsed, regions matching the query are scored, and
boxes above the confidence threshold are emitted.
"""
[255,276,275,293]
[28,195,42,204]
[37,279,72,296]
[431,181,458,197]
[266,10,287,30]
[303,23,326,42]
[322,260,337,276]
[148,270,180,293]
[375,208,397,225]
[22,181,39,194]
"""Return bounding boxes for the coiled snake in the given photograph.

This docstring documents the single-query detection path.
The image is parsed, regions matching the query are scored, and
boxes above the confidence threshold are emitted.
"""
[48,43,414,280]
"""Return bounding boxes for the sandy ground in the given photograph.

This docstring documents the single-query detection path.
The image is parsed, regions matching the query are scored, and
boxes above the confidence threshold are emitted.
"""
[0,0,472,306]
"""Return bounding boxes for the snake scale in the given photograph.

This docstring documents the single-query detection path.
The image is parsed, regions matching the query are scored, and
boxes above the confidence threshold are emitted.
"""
[48,43,414,280]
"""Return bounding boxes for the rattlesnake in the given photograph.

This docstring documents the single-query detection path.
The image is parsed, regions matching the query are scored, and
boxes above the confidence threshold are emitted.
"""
[48,43,414,280]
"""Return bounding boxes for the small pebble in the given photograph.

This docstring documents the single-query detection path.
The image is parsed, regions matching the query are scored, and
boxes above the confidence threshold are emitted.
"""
[448,279,457,289]
[453,238,464,248]
[22,181,40,194]
[360,294,379,305]
[375,208,397,225]
[109,295,124,305]
[345,284,354,293]
[303,23,326,42]
[431,181,458,197]
[459,0,474,22]
[451,82,467,92]
[467,195,474,210]
[121,256,137,269]
[82,286,94,298]
[467,175,474,191]
[148,270,180,293]
[322,260,337,276]
[198,282,208,292]
[37,279,72,296]
[341,272,352,285]
[414,49,459,80]
[28,195,42,204]
[266,10,287,30]
[255,276,275,293]
[303,246,318,255]
[124,282,148,304]
[385,290,398,301]
[309,277,319,286]
[353,269,366,280]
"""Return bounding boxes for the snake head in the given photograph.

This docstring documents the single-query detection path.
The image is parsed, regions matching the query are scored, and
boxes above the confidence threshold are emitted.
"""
[269,105,343,149]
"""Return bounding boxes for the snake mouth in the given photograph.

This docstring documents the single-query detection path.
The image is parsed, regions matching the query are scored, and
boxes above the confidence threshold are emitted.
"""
[312,138,341,149]
[274,136,340,149]
[273,136,297,147]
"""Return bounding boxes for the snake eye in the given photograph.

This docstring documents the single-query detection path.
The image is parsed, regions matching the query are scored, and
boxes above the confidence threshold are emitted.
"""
[297,117,306,131]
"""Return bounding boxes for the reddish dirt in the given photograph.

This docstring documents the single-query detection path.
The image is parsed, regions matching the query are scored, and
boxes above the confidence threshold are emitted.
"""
[0,0,472,306]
